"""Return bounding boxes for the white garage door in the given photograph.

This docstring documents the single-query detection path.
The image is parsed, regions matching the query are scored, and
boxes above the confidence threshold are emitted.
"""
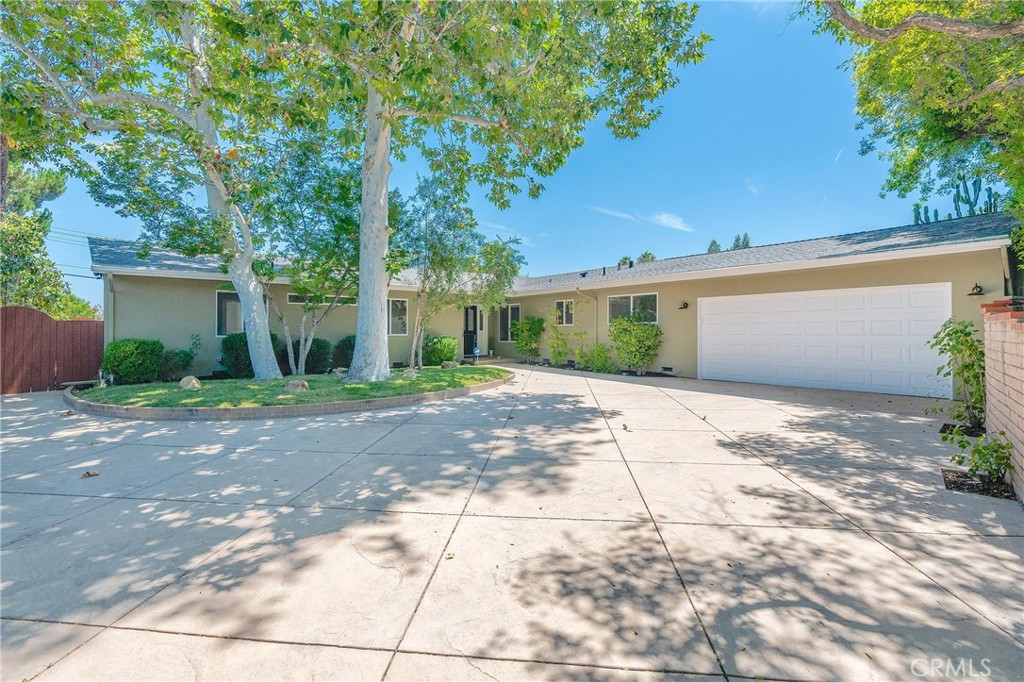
[698,282,952,398]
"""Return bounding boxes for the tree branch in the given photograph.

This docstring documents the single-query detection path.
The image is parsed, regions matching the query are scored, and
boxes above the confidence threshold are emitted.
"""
[951,74,1024,107]
[393,108,532,156]
[89,91,195,129]
[822,0,1024,43]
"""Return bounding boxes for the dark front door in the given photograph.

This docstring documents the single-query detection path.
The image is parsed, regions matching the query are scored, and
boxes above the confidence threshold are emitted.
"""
[463,306,478,356]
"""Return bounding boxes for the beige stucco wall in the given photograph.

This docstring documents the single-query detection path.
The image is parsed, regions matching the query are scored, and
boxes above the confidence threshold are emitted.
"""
[497,248,1007,378]
[104,275,471,375]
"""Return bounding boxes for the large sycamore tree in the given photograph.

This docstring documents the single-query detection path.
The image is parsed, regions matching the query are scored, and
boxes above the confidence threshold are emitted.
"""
[810,1,1024,216]
[248,0,708,382]
[1,1,317,379]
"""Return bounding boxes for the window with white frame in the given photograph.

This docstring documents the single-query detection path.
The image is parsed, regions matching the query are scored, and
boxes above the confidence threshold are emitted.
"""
[499,304,521,342]
[608,293,657,323]
[554,299,574,326]
[389,299,408,336]
[287,292,355,306]
[216,291,243,336]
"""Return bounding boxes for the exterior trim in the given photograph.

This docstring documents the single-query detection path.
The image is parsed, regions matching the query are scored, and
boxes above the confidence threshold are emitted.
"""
[511,239,1011,298]
[90,265,421,292]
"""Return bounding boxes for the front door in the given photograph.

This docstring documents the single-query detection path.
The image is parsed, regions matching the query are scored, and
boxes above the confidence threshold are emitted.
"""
[463,306,479,356]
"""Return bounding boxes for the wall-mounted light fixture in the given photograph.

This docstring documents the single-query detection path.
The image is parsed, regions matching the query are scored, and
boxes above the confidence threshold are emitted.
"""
[968,283,984,296]
[678,301,689,310]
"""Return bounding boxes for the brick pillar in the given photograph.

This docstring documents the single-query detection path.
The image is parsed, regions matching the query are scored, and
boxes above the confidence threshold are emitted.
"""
[980,299,1024,498]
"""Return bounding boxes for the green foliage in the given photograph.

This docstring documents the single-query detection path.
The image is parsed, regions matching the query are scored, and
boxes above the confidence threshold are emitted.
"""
[728,233,751,250]
[945,426,1014,483]
[332,336,357,369]
[548,325,569,367]
[929,318,986,430]
[546,314,587,367]
[422,335,459,366]
[811,2,1024,222]
[221,332,279,379]
[707,239,721,254]
[511,316,545,361]
[162,334,201,381]
[399,175,524,367]
[636,251,656,264]
[102,339,165,385]
[281,338,332,375]
[608,313,664,376]
[577,343,619,374]
[618,255,631,267]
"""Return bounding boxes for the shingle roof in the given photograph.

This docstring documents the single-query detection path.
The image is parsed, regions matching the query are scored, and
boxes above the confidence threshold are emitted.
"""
[88,237,421,286]
[90,212,1015,294]
[513,212,1016,293]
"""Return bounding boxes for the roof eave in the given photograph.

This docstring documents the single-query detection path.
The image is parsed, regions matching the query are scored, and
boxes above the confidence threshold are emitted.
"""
[510,238,1011,298]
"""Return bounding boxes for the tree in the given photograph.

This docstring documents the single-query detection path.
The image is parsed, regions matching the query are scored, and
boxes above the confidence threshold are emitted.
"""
[637,251,656,263]
[0,157,98,320]
[258,145,358,375]
[729,232,751,250]
[811,2,1024,220]
[707,239,722,254]
[618,255,632,267]
[253,1,708,381]
[1,1,314,379]
[402,176,524,368]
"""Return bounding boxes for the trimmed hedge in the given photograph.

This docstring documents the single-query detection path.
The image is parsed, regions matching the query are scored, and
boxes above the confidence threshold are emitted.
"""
[333,335,357,368]
[422,335,459,366]
[221,332,279,378]
[281,338,332,375]
[102,338,165,384]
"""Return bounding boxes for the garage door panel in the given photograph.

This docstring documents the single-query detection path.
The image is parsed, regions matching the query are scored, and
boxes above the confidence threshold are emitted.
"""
[699,283,952,398]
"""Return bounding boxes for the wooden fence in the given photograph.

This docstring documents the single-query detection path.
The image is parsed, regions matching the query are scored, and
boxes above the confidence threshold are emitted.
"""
[1,306,104,394]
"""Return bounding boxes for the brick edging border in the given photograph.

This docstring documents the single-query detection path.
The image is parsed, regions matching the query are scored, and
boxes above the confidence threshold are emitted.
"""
[64,371,515,422]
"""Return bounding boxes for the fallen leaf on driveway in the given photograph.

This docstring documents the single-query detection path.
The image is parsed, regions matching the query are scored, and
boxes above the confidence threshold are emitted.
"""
[80,471,100,479]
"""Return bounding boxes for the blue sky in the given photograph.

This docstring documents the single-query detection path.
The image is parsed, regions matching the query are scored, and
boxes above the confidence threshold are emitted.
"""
[47,1,925,307]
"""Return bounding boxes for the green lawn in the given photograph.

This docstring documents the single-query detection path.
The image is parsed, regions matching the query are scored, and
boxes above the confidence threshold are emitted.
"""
[77,366,511,408]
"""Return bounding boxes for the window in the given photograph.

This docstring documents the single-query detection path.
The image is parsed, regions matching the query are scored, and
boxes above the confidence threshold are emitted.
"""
[554,299,574,326]
[608,293,658,323]
[389,298,408,336]
[499,304,521,342]
[216,291,243,337]
[287,293,355,306]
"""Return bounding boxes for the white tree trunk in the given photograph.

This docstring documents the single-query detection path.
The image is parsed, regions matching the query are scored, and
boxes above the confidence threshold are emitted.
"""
[228,257,281,379]
[179,7,280,380]
[347,83,394,382]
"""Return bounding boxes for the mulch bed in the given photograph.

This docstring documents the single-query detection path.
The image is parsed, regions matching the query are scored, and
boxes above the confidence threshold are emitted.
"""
[519,361,673,378]
[939,423,985,437]
[941,468,1017,501]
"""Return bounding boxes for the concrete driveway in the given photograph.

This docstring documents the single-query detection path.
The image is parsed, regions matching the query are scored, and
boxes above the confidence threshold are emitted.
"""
[2,366,1021,681]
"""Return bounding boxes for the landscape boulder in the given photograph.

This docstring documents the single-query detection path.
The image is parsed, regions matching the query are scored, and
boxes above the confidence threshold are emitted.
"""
[401,368,418,380]
[331,367,346,378]
[284,379,310,393]
[179,375,202,390]
[440,361,460,369]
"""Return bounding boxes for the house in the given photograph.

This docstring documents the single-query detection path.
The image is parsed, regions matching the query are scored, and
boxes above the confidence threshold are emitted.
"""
[89,212,1019,397]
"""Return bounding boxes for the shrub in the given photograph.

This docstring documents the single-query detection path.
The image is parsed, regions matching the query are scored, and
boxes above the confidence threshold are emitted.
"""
[928,318,985,430]
[293,338,332,375]
[332,335,357,368]
[161,334,202,381]
[945,426,1015,483]
[221,332,279,378]
[422,335,459,366]
[548,325,569,367]
[102,338,165,384]
[511,316,545,362]
[577,342,618,374]
[609,313,664,375]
